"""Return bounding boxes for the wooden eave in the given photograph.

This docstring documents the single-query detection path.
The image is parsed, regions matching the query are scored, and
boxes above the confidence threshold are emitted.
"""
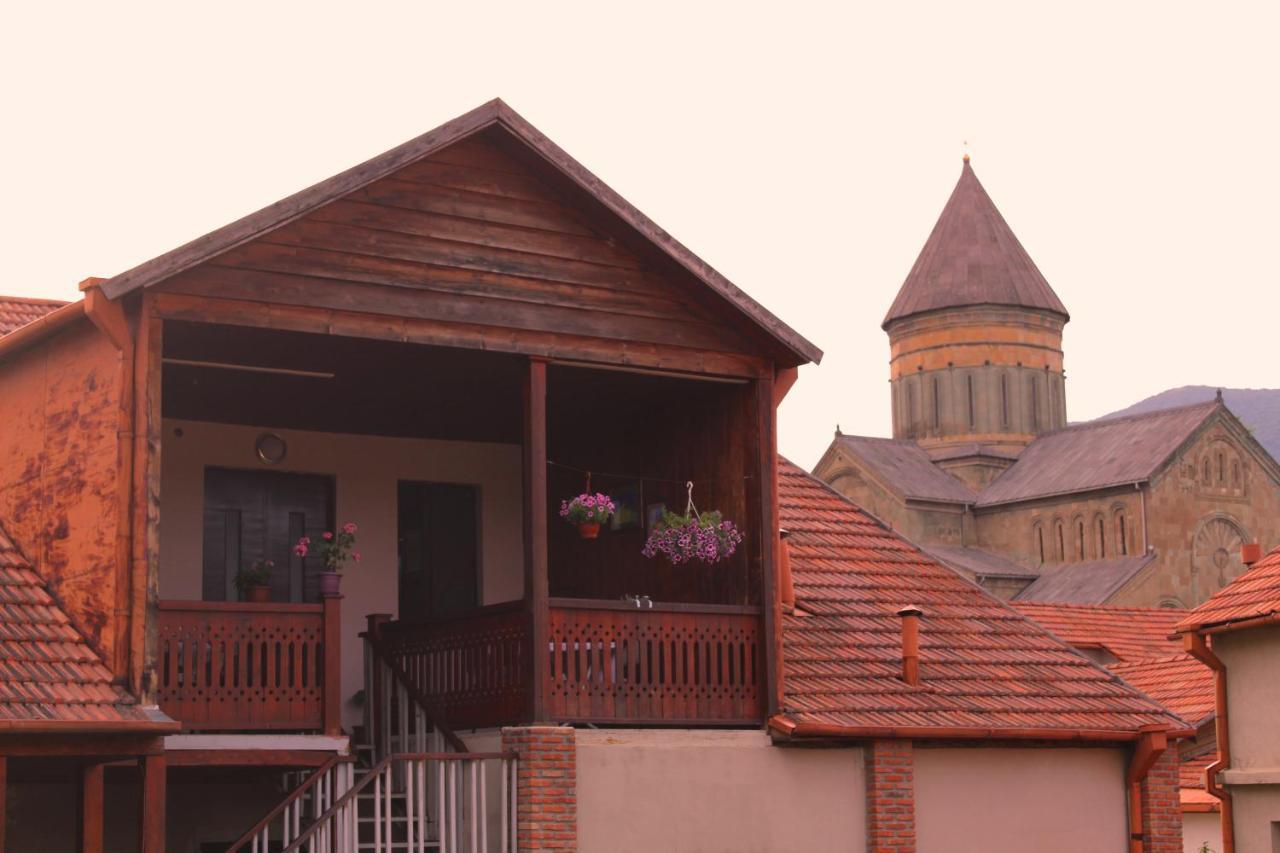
[96,99,821,367]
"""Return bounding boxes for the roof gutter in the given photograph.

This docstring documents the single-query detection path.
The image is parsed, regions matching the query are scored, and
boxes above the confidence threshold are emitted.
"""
[768,715,1194,744]
[1183,632,1235,853]
[0,299,85,361]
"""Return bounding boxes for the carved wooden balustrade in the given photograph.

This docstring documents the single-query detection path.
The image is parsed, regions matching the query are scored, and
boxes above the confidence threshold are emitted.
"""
[156,598,342,733]
[547,599,764,724]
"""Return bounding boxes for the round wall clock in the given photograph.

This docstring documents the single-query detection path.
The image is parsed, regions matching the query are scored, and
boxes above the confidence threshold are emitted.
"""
[255,432,287,465]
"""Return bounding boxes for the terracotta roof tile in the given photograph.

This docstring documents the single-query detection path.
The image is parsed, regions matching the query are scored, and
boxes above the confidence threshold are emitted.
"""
[1011,602,1186,662]
[1110,655,1217,726]
[1177,545,1280,633]
[0,295,66,336]
[883,160,1068,327]
[976,402,1219,506]
[0,524,167,727]
[777,460,1185,736]
[1180,751,1216,790]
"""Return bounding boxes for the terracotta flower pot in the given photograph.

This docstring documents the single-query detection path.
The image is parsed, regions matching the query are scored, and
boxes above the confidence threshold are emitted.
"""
[245,585,271,604]
[578,522,601,540]
[319,571,342,597]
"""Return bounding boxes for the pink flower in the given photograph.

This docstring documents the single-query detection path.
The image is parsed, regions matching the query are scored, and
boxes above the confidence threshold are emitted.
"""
[353,552,361,563]
[322,531,333,541]
[342,522,358,535]
[293,544,308,557]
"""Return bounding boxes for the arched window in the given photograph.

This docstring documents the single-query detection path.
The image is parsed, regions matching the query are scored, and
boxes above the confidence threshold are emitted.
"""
[1218,452,1226,483]
[907,384,917,437]
[1203,458,1212,485]
[1000,374,1010,427]
[967,375,976,430]
[1232,461,1241,486]
[932,376,941,430]
[1034,524,1046,565]
[1115,511,1128,556]
[1029,376,1040,431]
[1075,519,1086,560]
[1094,515,1107,558]
[1055,521,1066,562]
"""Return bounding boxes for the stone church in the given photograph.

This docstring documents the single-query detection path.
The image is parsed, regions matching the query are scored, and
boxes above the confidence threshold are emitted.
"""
[814,157,1280,608]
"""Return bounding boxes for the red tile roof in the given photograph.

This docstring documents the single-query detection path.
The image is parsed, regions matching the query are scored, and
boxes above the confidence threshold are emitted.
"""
[0,525,174,730]
[1180,751,1216,790]
[976,402,1219,506]
[1110,655,1217,726]
[0,295,66,336]
[1011,602,1185,662]
[883,159,1068,328]
[776,460,1186,738]
[1177,545,1280,634]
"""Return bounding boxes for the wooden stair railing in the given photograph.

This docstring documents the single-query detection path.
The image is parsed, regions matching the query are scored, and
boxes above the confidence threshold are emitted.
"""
[279,752,518,853]
[364,618,469,757]
[225,755,357,852]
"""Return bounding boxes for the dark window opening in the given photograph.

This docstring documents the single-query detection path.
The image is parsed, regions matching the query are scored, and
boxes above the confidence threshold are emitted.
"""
[398,481,481,619]
[967,375,976,430]
[932,376,941,430]
[1000,374,1009,427]
[1036,527,1045,564]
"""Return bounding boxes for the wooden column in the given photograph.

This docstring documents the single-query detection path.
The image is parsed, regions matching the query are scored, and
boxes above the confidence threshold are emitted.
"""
[322,592,343,735]
[755,373,781,717]
[0,755,7,853]
[130,296,163,702]
[523,358,549,722]
[79,763,104,853]
[138,753,166,853]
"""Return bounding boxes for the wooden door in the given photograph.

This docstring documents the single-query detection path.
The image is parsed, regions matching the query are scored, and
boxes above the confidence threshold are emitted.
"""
[397,481,480,619]
[202,467,334,602]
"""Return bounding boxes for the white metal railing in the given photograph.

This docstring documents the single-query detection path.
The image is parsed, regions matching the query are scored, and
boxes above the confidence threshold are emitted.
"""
[227,757,357,852]
[280,752,518,853]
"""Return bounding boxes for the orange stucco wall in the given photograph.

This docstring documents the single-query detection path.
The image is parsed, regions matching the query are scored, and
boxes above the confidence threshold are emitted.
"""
[914,746,1129,852]
[0,320,129,673]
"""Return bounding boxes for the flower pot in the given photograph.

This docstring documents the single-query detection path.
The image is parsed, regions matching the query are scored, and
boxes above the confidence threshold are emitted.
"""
[245,585,271,604]
[578,522,601,540]
[319,571,342,597]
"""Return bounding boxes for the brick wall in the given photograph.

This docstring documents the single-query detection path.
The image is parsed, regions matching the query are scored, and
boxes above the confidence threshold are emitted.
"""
[501,726,577,851]
[1139,747,1183,853]
[866,738,915,852]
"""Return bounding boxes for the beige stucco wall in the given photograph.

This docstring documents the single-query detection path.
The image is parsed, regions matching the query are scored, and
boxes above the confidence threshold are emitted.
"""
[575,729,865,853]
[1215,627,1280,774]
[914,746,1129,853]
[158,418,525,723]
[1227,786,1280,853]
[1182,811,1222,853]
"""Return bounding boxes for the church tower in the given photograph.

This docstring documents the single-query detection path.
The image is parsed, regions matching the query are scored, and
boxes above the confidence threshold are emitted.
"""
[884,157,1069,486]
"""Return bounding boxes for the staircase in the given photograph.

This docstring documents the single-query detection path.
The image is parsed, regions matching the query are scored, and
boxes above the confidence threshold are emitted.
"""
[224,633,517,852]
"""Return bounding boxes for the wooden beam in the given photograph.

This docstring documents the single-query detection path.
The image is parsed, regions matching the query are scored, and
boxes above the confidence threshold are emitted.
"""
[130,295,163,701]
[79,763,104,853]
[523,357,549,722]
[165,750,340,768]
[322,592,343,736]
[138,753,166,853]
[755,374,782,718]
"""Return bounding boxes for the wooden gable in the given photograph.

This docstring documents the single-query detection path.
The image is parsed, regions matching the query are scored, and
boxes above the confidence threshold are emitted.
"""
[105,101,820,375]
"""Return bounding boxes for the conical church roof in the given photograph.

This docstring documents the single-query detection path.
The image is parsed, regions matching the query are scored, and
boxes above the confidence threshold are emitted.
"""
[883,159,1068,328]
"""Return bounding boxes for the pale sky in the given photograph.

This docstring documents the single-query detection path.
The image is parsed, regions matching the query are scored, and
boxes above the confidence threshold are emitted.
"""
[3,1,1277,467]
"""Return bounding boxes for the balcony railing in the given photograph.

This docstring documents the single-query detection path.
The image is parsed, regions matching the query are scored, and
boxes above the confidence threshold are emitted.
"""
[156,598,342,733]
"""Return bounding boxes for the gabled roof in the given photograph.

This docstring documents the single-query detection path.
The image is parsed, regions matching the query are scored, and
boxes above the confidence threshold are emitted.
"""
[96,98,820,366]
[0,525,175,731]
[924,545,1039,579]
[0,295,66,336]
[1109,655,1217,726]
[1011,602,1185,662]
[830,435,975,504]
[1013,555,1156,604]
[976,402,1220,506]
[883,158,1068,328]
[1177,545,1280,634]
[775,460,1185,739]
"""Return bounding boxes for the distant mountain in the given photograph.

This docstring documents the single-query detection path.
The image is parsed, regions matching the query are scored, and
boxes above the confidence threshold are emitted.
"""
[1099,386,1280,461]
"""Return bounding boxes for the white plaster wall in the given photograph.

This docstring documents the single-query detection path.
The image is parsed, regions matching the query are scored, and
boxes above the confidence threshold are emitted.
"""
[1216,626,1280,773]
[914,747,1129,853]
[575,729,866,853]
[158,419,525,724]
[1182,811,1222,853]
[1229,786,1280,853]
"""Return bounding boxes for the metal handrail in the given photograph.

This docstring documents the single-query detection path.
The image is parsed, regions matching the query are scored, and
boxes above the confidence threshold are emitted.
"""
[280,752,517,853]
[365,632,469,753]
[226,754,357,852]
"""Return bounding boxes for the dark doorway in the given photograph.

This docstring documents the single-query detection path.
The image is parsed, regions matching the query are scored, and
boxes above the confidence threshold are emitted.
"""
[397,482,480,619]
[202,467,334,603]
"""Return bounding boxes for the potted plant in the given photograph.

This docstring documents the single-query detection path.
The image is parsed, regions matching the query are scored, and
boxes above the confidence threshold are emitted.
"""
[642,509,743,564]
[559,493,616,539]
[234,559,274,603]
[294,522,360,596]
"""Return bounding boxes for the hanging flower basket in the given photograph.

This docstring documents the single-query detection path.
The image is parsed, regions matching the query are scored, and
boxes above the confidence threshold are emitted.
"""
[642,509,743,565]
[559,493,616,539]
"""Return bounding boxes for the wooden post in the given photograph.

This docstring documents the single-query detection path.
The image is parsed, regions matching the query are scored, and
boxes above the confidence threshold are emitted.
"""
[366,613,392,747]
[139,752,166,853]
[523,358,549,722]
[755,373,781,717]
[322,592,343,735]
[0,755,7,853]
[130,296,163,702]
[79,763,105,853]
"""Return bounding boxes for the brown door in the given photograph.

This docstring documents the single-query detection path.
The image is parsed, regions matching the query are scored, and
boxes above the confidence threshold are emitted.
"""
[203,467,334,602]
[397,481,480,619]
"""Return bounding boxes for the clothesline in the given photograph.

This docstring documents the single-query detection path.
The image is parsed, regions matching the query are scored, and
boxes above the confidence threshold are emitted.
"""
[546,458,753,488]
